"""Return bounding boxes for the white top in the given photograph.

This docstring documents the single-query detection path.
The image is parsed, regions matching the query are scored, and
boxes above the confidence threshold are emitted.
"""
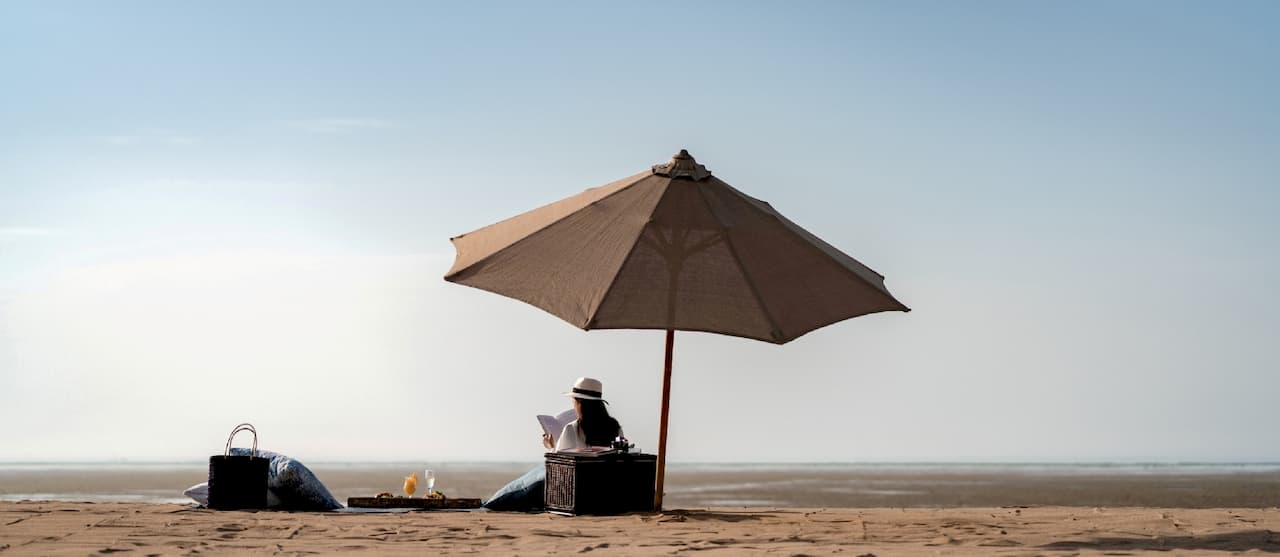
[555,420,623,452]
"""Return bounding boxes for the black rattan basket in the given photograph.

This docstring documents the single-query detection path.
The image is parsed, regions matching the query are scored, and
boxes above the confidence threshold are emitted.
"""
[207,423,269,510]
[544,452,656,515]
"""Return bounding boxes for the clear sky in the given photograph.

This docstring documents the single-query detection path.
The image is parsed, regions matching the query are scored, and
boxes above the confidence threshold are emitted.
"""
[1,1,1277,463]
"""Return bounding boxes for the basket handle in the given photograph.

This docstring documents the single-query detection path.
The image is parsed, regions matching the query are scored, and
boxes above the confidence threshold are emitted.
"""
[223,423,259,457]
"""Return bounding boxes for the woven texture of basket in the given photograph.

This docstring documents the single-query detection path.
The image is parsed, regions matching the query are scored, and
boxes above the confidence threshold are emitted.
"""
[208,423,269,510]
[544,452,656,515]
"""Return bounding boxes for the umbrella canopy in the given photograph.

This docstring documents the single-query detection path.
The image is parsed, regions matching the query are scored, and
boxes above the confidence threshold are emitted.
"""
[445,150,909,509]
[446,150,908,342]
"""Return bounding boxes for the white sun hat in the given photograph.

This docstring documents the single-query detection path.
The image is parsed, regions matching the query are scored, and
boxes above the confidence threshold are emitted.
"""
[563,377,605,401]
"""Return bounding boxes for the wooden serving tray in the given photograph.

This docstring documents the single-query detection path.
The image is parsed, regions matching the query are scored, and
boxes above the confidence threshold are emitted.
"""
[347,497,482,509]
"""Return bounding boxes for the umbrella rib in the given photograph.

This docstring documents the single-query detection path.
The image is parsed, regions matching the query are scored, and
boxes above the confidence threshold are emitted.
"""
[692,182,787,342]
[583,180,673,329]
[637,231,663,254]
[716,179,910,313]
[682,231,725,258]
[446,172,652,282]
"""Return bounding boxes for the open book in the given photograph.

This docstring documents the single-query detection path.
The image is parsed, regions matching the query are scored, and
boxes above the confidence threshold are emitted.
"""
[536,409,576,447]
[557,446,616,455]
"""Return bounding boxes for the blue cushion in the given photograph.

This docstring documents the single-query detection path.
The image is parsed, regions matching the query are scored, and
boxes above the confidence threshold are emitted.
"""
[228,448,343,511]
[482,465,545,511]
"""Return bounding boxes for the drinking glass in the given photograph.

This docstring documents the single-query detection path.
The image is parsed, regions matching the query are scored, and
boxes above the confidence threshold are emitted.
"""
[424,469,436,496]
[403,473,417,498]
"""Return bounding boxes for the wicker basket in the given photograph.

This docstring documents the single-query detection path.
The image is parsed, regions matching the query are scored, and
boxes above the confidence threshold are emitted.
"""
[208,423,269,510]
[544,452,656,515]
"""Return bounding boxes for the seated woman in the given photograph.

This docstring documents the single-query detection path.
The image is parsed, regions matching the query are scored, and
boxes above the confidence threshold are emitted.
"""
[482,377,623,511]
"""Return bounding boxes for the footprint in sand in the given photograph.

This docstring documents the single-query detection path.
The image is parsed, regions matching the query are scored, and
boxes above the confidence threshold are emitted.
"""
[531,529,594,538]
[925,535,961,546]
[977,539,1022,547]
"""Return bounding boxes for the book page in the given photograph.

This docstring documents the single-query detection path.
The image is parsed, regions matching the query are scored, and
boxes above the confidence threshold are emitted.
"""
[536,408,576,446]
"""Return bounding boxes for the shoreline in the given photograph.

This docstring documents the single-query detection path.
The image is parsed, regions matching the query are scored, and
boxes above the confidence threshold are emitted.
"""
[6,465,1280,509]
[4,501,1279,555]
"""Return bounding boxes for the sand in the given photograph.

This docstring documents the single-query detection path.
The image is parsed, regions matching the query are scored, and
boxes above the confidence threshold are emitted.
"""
[3,502,1280,555]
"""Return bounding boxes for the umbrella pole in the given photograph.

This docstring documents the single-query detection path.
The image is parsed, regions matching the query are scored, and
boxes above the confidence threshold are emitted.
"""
[654,328,675,512]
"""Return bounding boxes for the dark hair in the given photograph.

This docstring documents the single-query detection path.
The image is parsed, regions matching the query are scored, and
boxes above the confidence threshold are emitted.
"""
[577,399,621,446]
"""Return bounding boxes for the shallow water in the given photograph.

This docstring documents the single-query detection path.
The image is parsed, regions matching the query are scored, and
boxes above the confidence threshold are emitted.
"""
[3,462,1279,508]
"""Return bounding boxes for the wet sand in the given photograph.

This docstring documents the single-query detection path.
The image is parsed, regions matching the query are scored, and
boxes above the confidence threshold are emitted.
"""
[3,501,1280,555]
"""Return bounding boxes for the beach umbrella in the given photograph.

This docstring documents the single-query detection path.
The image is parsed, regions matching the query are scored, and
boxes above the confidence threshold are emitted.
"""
[444,149,909,510]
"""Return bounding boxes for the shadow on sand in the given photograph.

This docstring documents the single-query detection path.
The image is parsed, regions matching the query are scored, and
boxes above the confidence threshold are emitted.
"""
[1042,529,1280,553]
[653,509,771,523]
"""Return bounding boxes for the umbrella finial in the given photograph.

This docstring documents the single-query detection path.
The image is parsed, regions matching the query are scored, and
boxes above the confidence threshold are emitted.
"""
[653,149,711,180]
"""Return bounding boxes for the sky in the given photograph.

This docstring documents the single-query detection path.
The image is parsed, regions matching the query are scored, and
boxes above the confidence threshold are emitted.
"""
[1,1,1277,464]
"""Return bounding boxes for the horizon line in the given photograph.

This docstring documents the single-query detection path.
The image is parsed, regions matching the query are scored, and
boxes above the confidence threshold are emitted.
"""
[3,460,1279,467]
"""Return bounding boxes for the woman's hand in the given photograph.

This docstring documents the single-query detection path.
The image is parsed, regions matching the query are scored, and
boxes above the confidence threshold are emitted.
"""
[542,433,554,450]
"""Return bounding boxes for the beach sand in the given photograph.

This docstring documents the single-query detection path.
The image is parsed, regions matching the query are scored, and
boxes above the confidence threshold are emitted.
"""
[3,502,1279,555]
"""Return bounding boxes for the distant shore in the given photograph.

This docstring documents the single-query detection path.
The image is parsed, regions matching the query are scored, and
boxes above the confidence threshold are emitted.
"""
[4,501,1280,555]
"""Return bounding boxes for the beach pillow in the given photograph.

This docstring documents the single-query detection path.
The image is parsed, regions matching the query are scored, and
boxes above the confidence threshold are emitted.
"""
[221,448,343,511]
[482,465,545,512]
[183,482,210,506]
[184,481,282,508]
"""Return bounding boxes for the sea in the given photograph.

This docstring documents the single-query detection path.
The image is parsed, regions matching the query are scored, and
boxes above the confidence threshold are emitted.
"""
[3,462,1280,508]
